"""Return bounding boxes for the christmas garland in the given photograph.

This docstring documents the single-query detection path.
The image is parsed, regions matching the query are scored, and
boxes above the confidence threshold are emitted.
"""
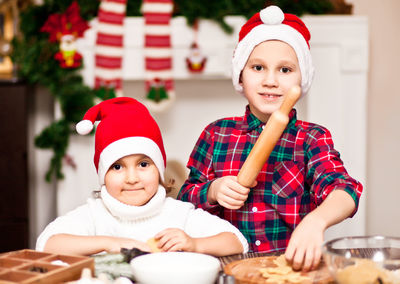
[12,0,334,182]
[130,0,334,33]
[12,0,115,182]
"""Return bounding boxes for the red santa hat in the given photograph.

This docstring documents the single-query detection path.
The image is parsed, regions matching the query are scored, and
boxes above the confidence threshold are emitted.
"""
[232,5,314,97]
[76,97,166,185]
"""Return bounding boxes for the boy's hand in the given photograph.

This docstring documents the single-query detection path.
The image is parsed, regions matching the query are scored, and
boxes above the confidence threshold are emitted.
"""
[285,190,355,271]
[284,213,326,272]
[155,228,196,252]
[208,176,252,209]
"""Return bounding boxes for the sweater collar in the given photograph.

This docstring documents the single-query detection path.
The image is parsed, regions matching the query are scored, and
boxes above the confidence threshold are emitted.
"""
[100,185,166,221]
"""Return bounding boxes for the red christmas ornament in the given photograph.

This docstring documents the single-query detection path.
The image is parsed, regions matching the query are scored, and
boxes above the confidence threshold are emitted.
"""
[186,20,207,73]
[186,42,207,73]
[41,1,89,69]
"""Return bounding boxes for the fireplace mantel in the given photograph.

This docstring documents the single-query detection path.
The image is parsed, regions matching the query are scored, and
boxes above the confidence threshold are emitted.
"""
[77,15,368,83]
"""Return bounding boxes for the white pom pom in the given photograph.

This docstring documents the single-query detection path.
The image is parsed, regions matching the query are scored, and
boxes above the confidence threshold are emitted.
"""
[76,120,93,135]
[260,5,284,25]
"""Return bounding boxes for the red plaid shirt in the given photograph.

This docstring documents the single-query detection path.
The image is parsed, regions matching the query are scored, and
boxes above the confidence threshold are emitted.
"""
[178,107,363,253]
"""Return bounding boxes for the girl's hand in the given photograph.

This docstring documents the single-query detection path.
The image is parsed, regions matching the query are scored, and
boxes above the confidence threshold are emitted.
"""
[155,228,196,252]
[208,176,254,209]
[105,236,151,253]
[285,213,326,271]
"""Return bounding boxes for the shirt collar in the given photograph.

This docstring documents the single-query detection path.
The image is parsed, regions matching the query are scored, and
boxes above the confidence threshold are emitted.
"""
[239,105,297,132]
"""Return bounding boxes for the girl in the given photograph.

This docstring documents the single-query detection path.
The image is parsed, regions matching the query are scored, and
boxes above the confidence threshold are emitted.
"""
[36,97,248,257]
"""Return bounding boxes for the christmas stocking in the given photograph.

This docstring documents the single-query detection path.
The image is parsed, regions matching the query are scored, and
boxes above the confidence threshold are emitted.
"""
[94,0,127,96]
[141,0,175,112]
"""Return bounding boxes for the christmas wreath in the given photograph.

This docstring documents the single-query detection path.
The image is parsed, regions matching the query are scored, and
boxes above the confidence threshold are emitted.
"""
[12,0,334,182]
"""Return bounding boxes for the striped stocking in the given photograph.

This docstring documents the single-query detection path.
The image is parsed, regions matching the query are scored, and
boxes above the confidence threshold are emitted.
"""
[94,0,127,96]
[141,0,175,112]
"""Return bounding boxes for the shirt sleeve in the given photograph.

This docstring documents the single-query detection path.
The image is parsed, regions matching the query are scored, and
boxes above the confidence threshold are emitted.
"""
[35,204,95,251]
[177,125,222,215]
[305,127,363,215]
[184,207,249,253]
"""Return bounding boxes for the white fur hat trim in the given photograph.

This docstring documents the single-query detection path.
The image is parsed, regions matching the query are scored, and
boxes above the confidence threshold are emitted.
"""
[232,24,314,98]
[76,120,94,135]
[98,136,165,185]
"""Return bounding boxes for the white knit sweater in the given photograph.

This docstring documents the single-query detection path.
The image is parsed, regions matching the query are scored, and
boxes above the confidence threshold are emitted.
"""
[36,186,248,253]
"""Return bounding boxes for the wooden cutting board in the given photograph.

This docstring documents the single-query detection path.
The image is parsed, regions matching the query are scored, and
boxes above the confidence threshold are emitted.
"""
[224,255,334,284]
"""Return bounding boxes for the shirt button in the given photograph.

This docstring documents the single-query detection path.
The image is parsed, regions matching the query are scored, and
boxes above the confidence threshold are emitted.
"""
[255,240,261,246]
[252,207,258,212]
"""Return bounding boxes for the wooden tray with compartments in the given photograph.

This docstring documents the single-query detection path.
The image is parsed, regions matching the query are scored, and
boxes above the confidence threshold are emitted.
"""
[0,249,94,283]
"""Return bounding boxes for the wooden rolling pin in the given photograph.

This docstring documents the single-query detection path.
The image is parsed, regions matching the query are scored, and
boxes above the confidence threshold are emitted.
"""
[237,86,301,188]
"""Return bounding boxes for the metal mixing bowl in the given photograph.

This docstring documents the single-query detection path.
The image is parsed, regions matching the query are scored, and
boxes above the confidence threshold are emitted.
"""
[322,236,400,284]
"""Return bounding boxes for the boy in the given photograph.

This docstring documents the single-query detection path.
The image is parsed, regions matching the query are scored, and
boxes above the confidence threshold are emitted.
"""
[178,5,363,271]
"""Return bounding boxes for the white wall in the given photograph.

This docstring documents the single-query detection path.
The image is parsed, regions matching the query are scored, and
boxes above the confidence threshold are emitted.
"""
[350,0,400,236]
[28,87,57,248]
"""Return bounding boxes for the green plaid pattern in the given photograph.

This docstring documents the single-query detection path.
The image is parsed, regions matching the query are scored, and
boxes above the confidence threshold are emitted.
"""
[178,106,363,252]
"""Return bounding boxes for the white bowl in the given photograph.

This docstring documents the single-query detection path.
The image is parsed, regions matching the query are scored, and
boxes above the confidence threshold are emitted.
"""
[130,252,221,284]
